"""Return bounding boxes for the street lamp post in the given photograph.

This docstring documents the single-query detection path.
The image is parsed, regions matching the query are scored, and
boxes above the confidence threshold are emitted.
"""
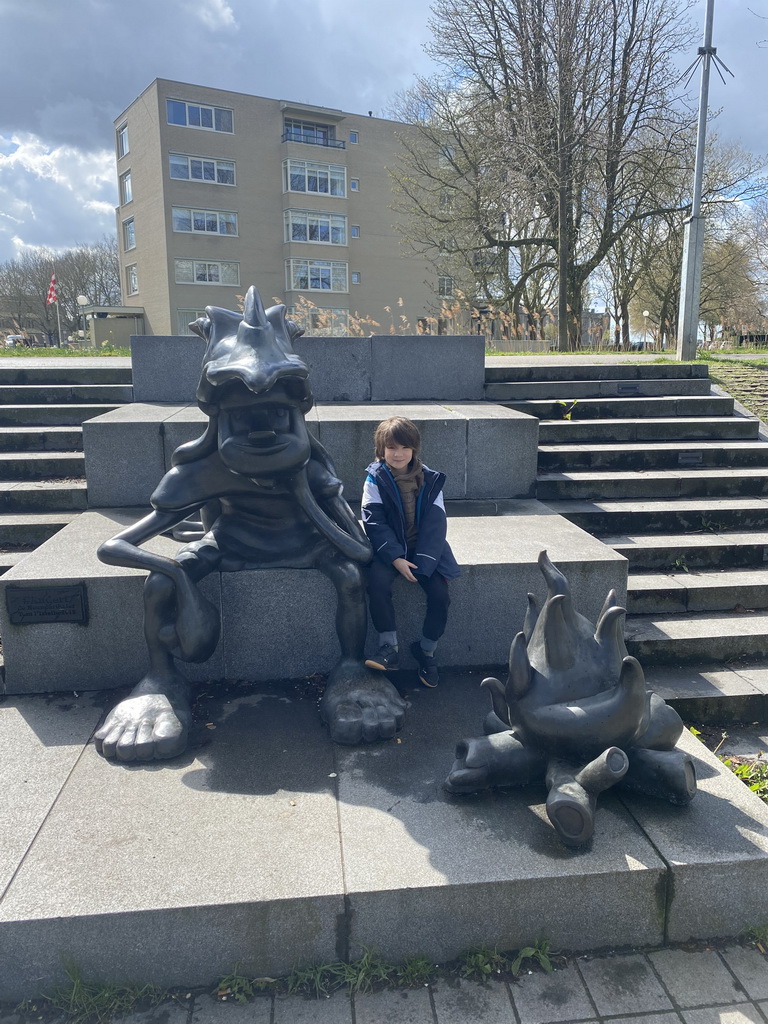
[76,295,88,347]
[643,310,650,350]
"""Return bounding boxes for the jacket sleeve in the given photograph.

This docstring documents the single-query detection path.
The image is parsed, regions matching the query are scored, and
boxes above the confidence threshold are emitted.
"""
[361,475,406,565]
[412,488,447,577]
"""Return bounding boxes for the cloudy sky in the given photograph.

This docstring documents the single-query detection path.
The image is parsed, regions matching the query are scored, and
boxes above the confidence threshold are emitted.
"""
[0,0,765,267]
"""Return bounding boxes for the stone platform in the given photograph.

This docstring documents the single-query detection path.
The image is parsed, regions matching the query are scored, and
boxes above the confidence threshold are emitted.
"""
[3,673,768,1001]
[0,502,625,694]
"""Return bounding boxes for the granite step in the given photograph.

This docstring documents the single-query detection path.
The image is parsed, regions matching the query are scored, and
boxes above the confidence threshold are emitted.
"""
[0,384,132,404]
[547,497,768,535]
[537,467,768,501]
[627,568,768,614]
[500,394,734,420]
[0,405,121,427]
[0,452,84,480]
[484,361,708,383]
[0,481,87,513]
[644,661,768,722]
[538,416,759,444]
[0,426,83,452]
[625,609,768,665]
[604,530,768,571]
[486,377,712,401]
[0,365,132,385]
[539,440,768,472]
[0,512,79,546]
[0,549,34,574]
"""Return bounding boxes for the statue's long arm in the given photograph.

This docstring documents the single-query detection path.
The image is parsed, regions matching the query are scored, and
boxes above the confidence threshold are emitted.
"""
[97,508,198,580]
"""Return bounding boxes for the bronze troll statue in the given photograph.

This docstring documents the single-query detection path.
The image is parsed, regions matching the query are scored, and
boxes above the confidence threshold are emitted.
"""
[445,552,696,848]
[95,286,406,760]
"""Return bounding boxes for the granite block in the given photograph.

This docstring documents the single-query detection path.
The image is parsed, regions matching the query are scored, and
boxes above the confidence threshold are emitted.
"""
[83,404,185,508]
[577,955,672,1015]
[0,686,344,1000]
[337,675,666,963]
[369,336,485,401]
[463,403,538,499]
[294,337,371,402]
[619,731,768,943]
[131,335,205,403]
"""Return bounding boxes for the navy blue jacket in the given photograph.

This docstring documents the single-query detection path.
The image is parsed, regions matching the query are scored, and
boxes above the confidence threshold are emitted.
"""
[361,460,460,580]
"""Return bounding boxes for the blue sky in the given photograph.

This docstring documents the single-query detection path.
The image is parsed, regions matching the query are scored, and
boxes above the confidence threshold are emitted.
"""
[0,0,764,266]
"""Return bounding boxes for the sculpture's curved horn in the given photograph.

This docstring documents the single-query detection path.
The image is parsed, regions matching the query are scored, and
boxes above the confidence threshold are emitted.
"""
[594,604,626,648]
[481,677,510,725]
[523,592,539,642]
[243,285,268,327]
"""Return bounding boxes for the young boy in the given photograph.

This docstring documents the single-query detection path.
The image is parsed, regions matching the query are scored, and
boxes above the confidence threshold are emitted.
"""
[361,416,459,687]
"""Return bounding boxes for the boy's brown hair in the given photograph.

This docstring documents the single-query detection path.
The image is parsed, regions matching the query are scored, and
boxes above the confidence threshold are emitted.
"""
[374,416,421,461]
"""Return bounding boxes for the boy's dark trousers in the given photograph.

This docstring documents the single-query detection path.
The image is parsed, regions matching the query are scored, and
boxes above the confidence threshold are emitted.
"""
[366,555,451,641]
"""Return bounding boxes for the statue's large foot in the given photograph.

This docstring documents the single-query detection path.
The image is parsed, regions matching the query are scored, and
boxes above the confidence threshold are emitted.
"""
[320,659,407,745]
[94,676,192,762]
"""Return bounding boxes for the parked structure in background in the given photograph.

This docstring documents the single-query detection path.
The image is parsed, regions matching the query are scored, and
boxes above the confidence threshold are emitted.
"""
[113,80,446,337]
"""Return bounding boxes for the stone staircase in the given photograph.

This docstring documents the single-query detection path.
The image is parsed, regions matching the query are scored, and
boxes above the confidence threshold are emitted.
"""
[0,362,131,574]
[486,358,768,715]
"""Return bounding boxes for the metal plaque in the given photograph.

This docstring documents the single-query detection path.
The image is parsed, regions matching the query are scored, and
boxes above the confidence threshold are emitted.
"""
[6,584,89,626]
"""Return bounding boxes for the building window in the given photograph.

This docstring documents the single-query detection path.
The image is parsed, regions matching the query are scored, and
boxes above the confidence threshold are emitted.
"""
[351,271,361,285]
[284,210,346,245]
[177,309,207,334]
[126,264,138,296]
[438,276,454,296]
[350,178,360,191]
[166,99,233,133]
[119,171,132,205]
[289,306,349,336]
[283,160,345,197]
[175,259,240,285]
[122,217,136,251]
[349,131,359,144]
[350,225,360,238]
[285,259,348,292]
[170,154,235,185]
[116,123,129,158]
[172,207,238,236]
[282,118,344,149]
[438,146,455,168]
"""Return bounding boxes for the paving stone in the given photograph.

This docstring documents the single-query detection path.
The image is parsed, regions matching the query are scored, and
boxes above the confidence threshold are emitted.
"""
[353,987,433,1023]
[648,949,747,1008]
[191,993,271,1024]
[274,991,353,1023]
[119,1002,190,1024]
[680,1003,763,1024]
[719,947,768,1001]
[431,978,514,1024]
[509,965,594,1022]
[577,955,672,1015]
[608,1015,682,1024]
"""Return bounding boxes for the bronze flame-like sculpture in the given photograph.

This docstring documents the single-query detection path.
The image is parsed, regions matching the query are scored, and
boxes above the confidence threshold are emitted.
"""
[445,551,696,847]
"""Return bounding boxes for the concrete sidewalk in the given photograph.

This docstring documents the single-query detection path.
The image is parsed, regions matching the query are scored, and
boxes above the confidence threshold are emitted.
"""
[102,945,768,1024]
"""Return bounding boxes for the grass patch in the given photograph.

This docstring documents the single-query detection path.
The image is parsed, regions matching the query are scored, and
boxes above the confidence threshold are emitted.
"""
[0,346,130,358]
[43,960,167,1024]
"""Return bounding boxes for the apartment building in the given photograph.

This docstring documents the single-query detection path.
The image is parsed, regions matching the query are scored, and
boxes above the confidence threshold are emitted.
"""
[113,79,441,336]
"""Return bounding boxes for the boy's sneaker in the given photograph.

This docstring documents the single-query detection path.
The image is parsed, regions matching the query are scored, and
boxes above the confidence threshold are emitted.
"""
[410,641,439,688]
[365,644,400,671]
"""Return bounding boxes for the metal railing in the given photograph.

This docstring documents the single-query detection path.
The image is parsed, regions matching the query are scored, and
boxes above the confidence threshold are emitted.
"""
[281,131,345,149]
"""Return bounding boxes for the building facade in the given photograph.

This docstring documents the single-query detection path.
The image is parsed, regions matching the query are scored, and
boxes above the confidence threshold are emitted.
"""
[113,79,441,336]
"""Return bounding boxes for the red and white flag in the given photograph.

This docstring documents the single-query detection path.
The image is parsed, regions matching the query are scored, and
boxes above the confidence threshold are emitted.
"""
[46,274,58,305]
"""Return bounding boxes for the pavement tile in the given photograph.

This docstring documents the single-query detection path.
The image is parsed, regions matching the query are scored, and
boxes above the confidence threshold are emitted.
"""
[510,966,594,1023]
[607,1015,682,1024]
[719,947,768,1001]
[681,1004,763,1024]
[431,978,514,1024]
[191,993,270,1023]
[353,986,434,1023]
[577,955,672,1015]
[119,1003,190,1024]
[649,949,749,1008]
[273,991,353,1023]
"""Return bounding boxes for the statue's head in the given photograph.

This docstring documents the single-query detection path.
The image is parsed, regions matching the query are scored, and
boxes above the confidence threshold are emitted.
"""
[189,286,312,479]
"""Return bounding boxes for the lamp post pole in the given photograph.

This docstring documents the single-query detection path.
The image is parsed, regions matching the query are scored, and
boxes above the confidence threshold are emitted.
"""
[76,295,88,347]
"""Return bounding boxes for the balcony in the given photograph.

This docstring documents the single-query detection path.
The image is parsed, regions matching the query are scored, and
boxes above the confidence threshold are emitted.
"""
[282,130,345,149]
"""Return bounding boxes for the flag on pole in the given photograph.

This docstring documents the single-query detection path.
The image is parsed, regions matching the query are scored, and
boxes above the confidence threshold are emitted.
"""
[46,274,58,305]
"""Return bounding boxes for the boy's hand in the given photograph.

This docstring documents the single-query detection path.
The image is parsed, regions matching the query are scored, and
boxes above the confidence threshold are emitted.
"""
[393,557,419,582]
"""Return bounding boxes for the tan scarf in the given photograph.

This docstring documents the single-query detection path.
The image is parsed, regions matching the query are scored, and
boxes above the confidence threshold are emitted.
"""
[391,458,424,543]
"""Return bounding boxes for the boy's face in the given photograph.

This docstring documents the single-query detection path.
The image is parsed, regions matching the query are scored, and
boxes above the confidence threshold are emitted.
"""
[383,442,413,472]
